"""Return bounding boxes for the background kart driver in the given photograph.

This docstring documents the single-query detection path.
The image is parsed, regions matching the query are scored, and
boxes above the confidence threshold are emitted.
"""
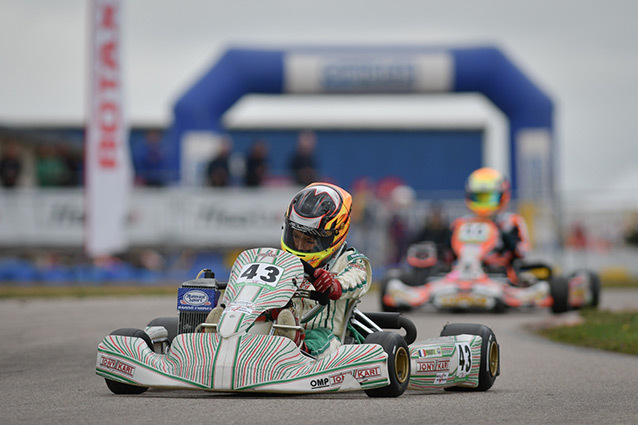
[452,167,531,284]
[281,182,372,358]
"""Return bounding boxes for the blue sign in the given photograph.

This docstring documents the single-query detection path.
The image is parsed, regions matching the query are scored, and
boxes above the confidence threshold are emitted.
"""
[177,287,219,312]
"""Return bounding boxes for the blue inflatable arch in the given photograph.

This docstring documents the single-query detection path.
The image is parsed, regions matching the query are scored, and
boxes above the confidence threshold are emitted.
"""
[168,45,554,198]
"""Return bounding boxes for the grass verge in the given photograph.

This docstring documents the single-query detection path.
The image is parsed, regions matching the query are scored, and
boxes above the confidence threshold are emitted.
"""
[537,309,638,356]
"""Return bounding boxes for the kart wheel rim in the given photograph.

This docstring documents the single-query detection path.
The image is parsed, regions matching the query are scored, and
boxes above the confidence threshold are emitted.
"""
[395,346,410,384]
[488,340,499,377]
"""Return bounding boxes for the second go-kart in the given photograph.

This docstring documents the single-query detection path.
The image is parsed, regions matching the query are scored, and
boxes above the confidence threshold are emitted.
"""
[96,248,500,397]
[381,216,600,314]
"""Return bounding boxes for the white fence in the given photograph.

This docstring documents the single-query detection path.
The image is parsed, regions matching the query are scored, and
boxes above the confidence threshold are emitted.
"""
[1,187,638,279]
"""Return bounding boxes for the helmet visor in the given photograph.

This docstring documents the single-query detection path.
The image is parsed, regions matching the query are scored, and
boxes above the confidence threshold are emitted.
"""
[283,220,335,253]
[468,191,502,207]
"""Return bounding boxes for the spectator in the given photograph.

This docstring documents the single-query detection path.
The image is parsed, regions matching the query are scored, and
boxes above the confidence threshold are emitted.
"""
[35,144,70,187]
[0,141,22,188]
[244,139,269,187]
[288,130,318,186]
[411,202,453,263]
[387,184,416,265]
[206,137,232,187]
[57,144,83,186]
[133,130,167,187]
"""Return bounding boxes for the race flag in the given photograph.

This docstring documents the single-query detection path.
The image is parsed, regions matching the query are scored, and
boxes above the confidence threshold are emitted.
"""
[85,0,132,257]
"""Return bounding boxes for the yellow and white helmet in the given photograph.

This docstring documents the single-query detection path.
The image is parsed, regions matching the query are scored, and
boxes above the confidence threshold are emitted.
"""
[465,167,511,217]
[281,182,352,267]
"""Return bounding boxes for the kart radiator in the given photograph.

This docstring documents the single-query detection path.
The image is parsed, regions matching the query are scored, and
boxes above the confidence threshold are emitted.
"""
[177,270,221,334]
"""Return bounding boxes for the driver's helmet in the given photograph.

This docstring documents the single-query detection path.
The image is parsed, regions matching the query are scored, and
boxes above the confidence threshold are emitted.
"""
[281,182,352,268]
[465,167,511,217]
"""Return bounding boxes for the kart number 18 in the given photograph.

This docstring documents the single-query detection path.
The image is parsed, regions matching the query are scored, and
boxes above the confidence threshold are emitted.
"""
[237,263,284,287]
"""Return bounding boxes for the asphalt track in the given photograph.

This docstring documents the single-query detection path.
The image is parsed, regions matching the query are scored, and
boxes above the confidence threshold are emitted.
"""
[1,289,637,425]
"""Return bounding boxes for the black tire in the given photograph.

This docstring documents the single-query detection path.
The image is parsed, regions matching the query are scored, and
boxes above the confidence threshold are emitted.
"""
[363,332,411,397]
[550,275,570,314]
[104,328,153,395]
[147,317,179,343]
[570,269,601,308]
[440,323,500,391]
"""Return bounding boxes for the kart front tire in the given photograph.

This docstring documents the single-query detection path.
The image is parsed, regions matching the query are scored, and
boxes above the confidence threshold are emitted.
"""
[363,332,410,398]
[147,317,179,343]
[104,328,153,395]
[440,323,500,391]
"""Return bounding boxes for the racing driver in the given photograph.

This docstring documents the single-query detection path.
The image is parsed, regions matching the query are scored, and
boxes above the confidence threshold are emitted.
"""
[452,167,531,284]
[281,182,372,358]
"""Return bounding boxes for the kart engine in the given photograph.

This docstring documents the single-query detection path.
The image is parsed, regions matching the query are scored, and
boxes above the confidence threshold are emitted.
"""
[177,270,221,334]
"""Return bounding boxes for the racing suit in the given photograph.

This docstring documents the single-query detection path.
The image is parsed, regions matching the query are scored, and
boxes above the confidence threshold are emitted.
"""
[295,244,371,358]
[450,212,530,283]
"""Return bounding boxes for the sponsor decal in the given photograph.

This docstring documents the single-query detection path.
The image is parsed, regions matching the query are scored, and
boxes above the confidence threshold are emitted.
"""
[177,287,218,312]
[182,290,211,306]
[353,366,381,380]
[310,378,330,389]
[322,61,416,92]
[330,372,347,386]
[227,304,253,315]
[100,356,135,377]
[328,366,382,386]
[416,359,451,374]
[434,372,449,385]
[255,250,278,260]
[417,346,442,358]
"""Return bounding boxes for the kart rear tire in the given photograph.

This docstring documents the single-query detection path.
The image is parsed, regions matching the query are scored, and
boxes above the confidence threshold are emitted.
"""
[440,323,500,391]
[147,317,179,343]
[104,328,153,395]
[363,332,411,397]
[550,276,570,314]
[570,269,601,308]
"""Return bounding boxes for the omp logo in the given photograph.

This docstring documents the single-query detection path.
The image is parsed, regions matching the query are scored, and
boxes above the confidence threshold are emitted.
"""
[182,290,210,306]
[100,356,135,376]
[310,378,330,389]
[354,366,381,380]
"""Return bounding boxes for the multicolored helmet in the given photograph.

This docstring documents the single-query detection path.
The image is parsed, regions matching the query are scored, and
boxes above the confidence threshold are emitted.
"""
[465,167,511,217]
[281,182,352,267]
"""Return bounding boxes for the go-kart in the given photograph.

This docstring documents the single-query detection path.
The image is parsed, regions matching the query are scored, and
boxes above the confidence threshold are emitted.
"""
[96,248,500,397]
[381,216,600,314]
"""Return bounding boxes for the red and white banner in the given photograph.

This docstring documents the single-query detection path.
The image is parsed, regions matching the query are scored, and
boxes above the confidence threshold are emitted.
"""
[85,0,132,257]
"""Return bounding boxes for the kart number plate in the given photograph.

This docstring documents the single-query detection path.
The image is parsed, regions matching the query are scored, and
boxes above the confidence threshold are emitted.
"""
[236,263,284,288]
[440,294,488,307]
[457,222,492,243]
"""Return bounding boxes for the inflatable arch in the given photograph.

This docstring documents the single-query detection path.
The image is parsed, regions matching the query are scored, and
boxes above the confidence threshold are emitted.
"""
[167,45,554,198]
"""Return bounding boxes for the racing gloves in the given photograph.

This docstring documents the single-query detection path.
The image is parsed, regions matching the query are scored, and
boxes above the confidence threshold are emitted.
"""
[313,269,343,300]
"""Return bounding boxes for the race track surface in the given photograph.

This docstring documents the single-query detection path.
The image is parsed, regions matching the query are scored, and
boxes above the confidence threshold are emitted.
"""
[1,289,637,425]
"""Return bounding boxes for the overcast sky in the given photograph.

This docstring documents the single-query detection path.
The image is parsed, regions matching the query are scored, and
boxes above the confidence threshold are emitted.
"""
[1,0,637,196]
